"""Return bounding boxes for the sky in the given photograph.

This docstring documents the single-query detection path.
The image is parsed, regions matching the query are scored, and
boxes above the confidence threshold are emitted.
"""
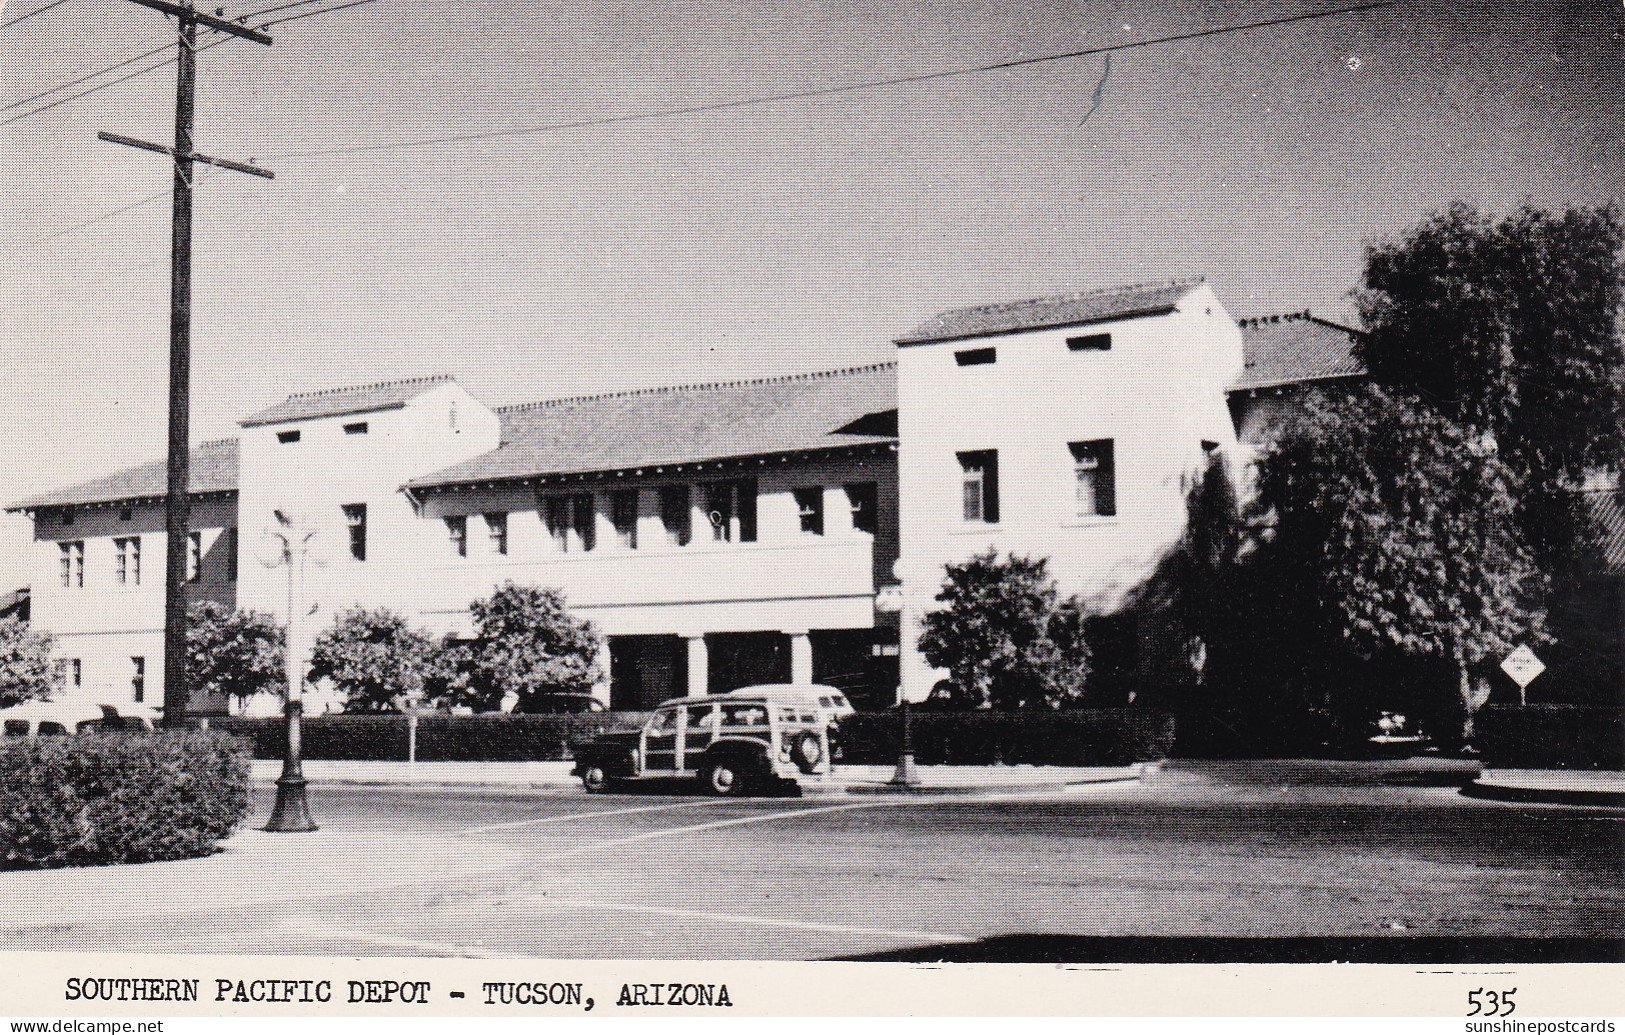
[0,0,1621,587]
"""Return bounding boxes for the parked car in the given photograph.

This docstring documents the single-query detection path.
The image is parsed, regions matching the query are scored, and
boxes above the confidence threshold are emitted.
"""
[0,701,157,738]
[571,688,834,796]
[731,682,855,722]
[514,693,609,715]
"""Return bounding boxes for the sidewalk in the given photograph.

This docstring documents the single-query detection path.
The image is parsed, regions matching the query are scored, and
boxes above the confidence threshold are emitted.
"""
[250,758,1149,795]
[1465,768,1625,807]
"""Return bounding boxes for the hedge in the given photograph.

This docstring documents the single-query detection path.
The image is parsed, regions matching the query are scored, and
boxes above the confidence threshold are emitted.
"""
[0,731,250,870]
[1473,705,1624,770]
[207,709,1173,766]
[836,709,1176,766]
[207,713,648,762]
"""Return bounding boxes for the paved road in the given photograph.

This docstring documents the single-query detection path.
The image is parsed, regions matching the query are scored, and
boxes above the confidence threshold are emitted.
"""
[4,765,1620,961]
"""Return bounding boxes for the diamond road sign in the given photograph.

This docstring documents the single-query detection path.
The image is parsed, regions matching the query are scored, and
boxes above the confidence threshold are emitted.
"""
[1500,644,1546,689]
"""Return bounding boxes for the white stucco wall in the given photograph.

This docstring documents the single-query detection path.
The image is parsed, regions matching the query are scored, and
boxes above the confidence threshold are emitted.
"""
[893,284,1244,701]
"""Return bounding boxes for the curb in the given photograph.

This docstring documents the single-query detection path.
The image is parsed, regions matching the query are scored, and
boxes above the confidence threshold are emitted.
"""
[1461,781,1625,808]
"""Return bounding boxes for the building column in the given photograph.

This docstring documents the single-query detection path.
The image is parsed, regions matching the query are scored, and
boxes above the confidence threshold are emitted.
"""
[685,635,708,698]
[789,631,813,685]
[592,637,612,707]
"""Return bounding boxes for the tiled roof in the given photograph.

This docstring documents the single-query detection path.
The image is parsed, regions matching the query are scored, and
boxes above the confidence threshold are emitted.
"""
[6,438,240,511]
[1582,489,1625,576]
[410,364,898,490]
[896,278,1204,346]
[1232,312,1364,391]
[239,375,454,427]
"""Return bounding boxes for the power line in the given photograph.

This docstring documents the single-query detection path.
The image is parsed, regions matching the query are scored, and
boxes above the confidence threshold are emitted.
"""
[2,40,174,114]
[1,0,73,30]
[266,0,1401,158]
[0,0,380,126]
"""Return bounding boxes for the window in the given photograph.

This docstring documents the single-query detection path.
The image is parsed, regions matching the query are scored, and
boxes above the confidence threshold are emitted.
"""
[611,490,638,550]
[187,531,203,581]
[544,495,571,552]
[60,508,74,526]
[343,504,367,561]
[130,657,146,704]
[701,480,757,543]
[794,487,824,535]
[224,528,238,582]
[58,541,84,588]
[571,493,596,552]
[114,536,141,585]
[660,486,691,546]
[484,512,508,556]
[277,429,301,444]
[71,658,81,688]
[1069,439,1116,517]
[445,516,468,557]
[955,347,997,366]
[846,482,878,535]
[1067,332,1112,351]
[343,421,369,435]
[958,450,999,524]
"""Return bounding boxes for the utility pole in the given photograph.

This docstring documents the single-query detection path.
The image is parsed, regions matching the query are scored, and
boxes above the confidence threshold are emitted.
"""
[100,0,273,728]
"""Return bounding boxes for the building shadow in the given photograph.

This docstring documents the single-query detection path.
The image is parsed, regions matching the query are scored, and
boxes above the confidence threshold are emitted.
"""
[830,934,1625,964]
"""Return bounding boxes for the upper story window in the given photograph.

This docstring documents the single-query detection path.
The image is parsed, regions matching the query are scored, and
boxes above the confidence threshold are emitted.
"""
[955,347,997,366]
[445,516,468,558]
[69,658,81,688]
[544,496,571,552]
[794,488,825,536]
[485,512,508,556]
[277,429,301,444]
[59,541,84,589]
[59,508,74,527]
[846,482,878,536]
[130,656,145,704]
[224,528,238,582]
[611,490,638,550]
[958,450,999,524]
[343,504,367,561]
[702,479,757,543]
[187,531,203,582]
[114,536,141,586]
[344,421,369,435]
[1070,439,1116,517]
[571,493,596,553]
[660,486,691,547]
[1067,332,1112,351]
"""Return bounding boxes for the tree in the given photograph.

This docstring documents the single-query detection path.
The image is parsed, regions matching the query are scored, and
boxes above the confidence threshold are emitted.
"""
[1256,385,1548,742]
[1355,203,1625,563]
[308,607,438,713]
[917,551,1092,710]
[185,601,286,705]
[464,583,601,708]
[0,618,55,708]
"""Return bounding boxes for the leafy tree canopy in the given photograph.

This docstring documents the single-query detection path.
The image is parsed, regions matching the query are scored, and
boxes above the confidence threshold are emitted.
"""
[917,551,1092,710]
[185,601,286,703]
[0,618,55,708]
[465,583,601,707]
[1257,385,1548,736]
[309,607,438,713]
[1355,203,1625,559]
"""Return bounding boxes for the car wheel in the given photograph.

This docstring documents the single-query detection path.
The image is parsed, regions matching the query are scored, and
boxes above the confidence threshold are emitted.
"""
[581,765,609,793]
[788,731,823,774]
[702,760,746,797]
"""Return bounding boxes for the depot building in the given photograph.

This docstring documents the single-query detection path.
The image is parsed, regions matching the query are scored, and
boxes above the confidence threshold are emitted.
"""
[9,279,1362,715]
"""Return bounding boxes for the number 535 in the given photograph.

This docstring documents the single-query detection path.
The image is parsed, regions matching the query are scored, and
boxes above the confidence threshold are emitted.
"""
[1468,988,1517,1017]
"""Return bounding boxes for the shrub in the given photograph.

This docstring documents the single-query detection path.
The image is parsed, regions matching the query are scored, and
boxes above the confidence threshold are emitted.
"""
[0,618,55,708]
[209,712,643,762]
[1474,705,1625,770]
[0,731,251,870]
[836,709,1175,766]
[186,601,286,703]
[462,584,602,709]
[310,607,438,712]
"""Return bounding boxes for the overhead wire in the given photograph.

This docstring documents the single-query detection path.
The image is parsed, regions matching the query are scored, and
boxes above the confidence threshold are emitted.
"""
[0,0,73,30]
[264,0,1401,158]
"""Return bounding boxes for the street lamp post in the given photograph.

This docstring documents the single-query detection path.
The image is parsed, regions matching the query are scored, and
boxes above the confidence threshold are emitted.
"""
[259,515,318,832]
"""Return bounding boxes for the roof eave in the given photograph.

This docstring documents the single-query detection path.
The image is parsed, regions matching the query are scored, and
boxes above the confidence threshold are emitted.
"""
[894,304,1181,347]
[5,487,238,515]
[238,400,410,428]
